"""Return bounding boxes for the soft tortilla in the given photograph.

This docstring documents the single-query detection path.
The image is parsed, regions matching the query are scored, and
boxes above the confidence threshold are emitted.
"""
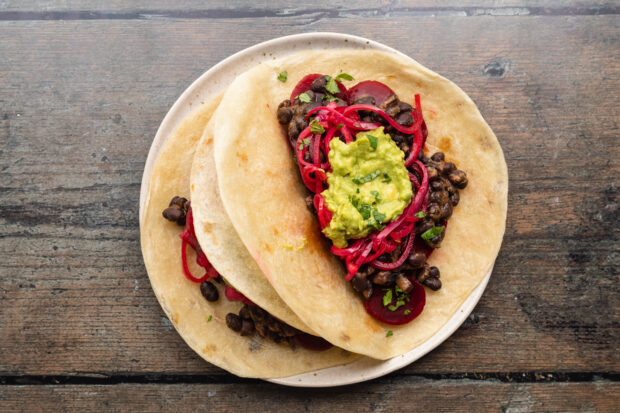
[211,50,508,360]
[140,96,358,377]
[190,118,313,333]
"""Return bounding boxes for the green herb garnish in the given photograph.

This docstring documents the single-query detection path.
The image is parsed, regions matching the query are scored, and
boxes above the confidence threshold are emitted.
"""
[382,289,393,307]
[297,138,311,151]
[386,331,393,337]
[421,226,445,241]
[277,71,287,82]
[366,134,378,150]
[352,169,382,185]
[404,309,411,315]
[336,123,344,129]
[207,315,212,322]
[358,204,372,220]
[325,76,340,94]
[373,209,386,223]
[298,93,311,103]
[309,118,325,134]
[388,300,406,311]
[414,211,427,219]
[335,72,354,82]
[382,173,391,183]
[370,190,381,201]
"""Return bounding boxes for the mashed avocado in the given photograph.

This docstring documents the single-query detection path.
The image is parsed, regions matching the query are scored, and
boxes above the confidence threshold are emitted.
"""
[322,127,412,248]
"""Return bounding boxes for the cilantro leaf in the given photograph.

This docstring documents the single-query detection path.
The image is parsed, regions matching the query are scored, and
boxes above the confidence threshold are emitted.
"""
[403,309,411,315]
[352,170,382,185]
[386,331,393,337]
[325,76,340,94]
[358,204,372,220]
[373,209,386,223]
[336,123,344,129]
[309,118,325,134]
[414,211,427,219]
[277,71,287,82]
[388,300,405,311]
[421,226,445,241]
[382,289,393,307]
[370,190,382,201]
[382,173,391,183]
[207,315,212,322]
[366,134,378,150]
[298,93,311,103]
[335,72,354,82]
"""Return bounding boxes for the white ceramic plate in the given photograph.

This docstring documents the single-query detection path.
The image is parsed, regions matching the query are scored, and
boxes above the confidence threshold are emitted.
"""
[140,32,493,387]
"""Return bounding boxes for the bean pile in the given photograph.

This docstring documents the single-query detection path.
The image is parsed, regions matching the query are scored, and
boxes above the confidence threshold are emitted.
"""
[226,304,299,346]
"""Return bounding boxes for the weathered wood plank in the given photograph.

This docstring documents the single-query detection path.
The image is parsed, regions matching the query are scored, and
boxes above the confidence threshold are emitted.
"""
[0,381,618,412]
[0,15,618,376]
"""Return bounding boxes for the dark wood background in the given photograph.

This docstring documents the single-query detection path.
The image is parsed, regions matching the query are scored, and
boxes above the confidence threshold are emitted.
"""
[1,1,618,411]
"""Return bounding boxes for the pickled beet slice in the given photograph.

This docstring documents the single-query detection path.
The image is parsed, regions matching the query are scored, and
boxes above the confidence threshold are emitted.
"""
[294,332,333,351]
[224,285,255,306]
[346,80,395,106]
[364,278,425,325]
[290,74,347,102]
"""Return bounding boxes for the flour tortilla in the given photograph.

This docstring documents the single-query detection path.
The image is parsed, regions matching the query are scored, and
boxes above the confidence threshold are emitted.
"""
[211,50,508,360]
[140,96,358,378]
[190,118,313,333]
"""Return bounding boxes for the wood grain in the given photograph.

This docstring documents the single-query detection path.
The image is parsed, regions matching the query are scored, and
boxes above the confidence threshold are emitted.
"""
[0,6,618,383]
[0,380,618,412]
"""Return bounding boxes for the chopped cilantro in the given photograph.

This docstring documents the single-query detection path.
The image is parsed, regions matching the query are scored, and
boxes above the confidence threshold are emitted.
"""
[309,118,325,134]
[414,211,427,219]
[382,289,393,307]
[421,226,445,241]
[366,134,378,150]
[336,123,344,129]
[352,169,382,185]
[298,93,311,103]
[325,76,340,94]
[297,138,310,151]
[358,204,372,220]
[335,72,354,82]
[323,94,338,102]
[388,300,405,311]
[386,331,393,337]
[277,71,287,82]
[370,190,381,201]
[395,285,403,293]
[373,209,386,223]
[207,315,212,322]
[356,188,360,194]
[382,172,392,183]
[404,309,411,315]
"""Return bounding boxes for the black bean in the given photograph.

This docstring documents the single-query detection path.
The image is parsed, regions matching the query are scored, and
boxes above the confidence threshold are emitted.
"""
[225,313,242,332]
[431,152,445,162]
[427,203,442,221]
[278,99,291,109]
[351,273,370,294]
[385,104,400,118]
[430,179,444,191]
[442,161,456,174]
[424,277,442,291]
[240,319,255,336]
[287,121,300,140]
[430,190,448,204]
[295,116,308,130]
[427,166,440,181]
[429,266,440,279]
[380,94,399,110]
[450,191,460,206]
[395,274,414,293]
[398,101,413,112]
[305,195,316,213]
[416,265,431,282]
[415,219,435,235]
[162,206,182,223]
[239,305,251,320]
[441,202,453,219]
[200,281,219,302]
[407,251,426,269]
[448,170,468,189]
[310,76,328,93]
[353,95,376,106]
[396,111,413,126]
[373,271,393,285]
[277,106,293,124]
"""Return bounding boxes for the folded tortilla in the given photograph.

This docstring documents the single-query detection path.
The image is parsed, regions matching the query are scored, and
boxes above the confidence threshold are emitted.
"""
[140,96,358,377]
[210,50,508,360]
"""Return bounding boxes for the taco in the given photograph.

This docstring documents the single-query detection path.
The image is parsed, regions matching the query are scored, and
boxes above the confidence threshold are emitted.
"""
[140,96,358,378]
[209,49,508,360]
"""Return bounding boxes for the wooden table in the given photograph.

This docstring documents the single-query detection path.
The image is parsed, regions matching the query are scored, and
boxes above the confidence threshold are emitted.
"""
[1,1,618,411]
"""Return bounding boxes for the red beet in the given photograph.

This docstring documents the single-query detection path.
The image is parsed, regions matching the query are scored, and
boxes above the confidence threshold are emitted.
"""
[224,285,255,306]
[294,332,333,351]
[364,278,425,325]
[346,80,395,106]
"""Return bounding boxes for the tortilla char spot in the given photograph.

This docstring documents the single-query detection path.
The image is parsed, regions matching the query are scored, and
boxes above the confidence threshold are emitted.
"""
[262,242,273,254]
[438,136,452,152]
[340,333,350,342]
[249,340,262,352]
[273,227,279,236]
[205,137,213,146]
[236,151,248,163]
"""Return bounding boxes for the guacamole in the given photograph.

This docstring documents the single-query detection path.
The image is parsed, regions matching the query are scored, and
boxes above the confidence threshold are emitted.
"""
[321,127,412,248]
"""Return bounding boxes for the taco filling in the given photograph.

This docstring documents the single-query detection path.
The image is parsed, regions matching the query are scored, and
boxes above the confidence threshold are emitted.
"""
[277,74,468,326]
[162,195,332,350]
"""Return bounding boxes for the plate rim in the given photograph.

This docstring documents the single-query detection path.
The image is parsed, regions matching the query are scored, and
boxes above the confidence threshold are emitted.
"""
[139,32,495,387]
